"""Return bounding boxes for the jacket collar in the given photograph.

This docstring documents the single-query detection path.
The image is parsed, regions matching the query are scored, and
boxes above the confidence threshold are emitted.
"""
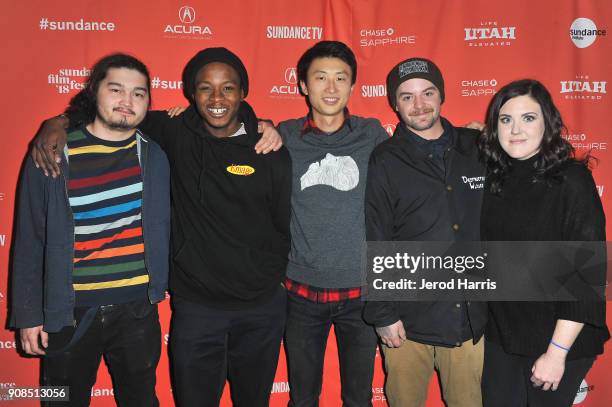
[395,117,478,157]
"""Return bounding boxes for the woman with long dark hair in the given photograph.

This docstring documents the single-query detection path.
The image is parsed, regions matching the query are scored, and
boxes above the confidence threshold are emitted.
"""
[479,79,609,406]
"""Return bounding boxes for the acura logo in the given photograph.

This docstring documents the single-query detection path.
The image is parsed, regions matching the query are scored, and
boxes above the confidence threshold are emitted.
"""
[383,123,396,136]
[285,67,297,84]
[179,6,196,24]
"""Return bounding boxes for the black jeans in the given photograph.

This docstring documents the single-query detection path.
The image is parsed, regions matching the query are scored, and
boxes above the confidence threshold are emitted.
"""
[43,299,161,407]
[169,287,287,407]
[482,340,594,407]
[284,292,378,407]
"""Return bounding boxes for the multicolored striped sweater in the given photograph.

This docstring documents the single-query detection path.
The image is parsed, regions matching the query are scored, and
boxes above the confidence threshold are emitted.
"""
[67,127,148,306]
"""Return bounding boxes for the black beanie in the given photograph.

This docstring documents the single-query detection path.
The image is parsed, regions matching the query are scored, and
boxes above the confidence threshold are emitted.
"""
[386,57,445,107]
[182,47,249,103]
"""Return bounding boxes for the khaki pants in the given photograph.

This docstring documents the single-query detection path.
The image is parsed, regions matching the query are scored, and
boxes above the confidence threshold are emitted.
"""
[382,337,484,407]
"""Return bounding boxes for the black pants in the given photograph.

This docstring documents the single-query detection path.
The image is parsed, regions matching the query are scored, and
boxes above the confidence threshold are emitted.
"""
[284,292,378,407]
[43,299,161,407]
[169,287,287,407]
[482,340,594,407]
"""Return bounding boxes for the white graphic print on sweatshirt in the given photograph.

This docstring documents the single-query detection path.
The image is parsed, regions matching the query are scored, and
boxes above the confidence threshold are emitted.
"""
[300,153,359,191]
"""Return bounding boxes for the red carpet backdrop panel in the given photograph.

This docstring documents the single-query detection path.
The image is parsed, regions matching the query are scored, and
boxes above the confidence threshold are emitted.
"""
[0,1,610,405]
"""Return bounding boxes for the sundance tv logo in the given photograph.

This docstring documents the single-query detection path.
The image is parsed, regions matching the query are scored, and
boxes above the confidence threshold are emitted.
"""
[570,18,606,48]
[359,27,416,48]
[47,67,89,94]
[266,25,323,40]
[560,75,607,100]
[464,21,516,47]
[269,67,300,99]
[164,5,212,39]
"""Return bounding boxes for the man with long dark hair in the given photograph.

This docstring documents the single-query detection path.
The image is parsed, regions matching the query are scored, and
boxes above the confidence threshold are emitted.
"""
[10,53,170,406]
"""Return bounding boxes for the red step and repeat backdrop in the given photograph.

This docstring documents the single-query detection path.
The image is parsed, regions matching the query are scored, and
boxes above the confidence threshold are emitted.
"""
[0,1,610,405]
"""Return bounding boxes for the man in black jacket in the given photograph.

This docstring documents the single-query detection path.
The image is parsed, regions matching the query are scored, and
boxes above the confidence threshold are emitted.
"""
[363,58,487,407]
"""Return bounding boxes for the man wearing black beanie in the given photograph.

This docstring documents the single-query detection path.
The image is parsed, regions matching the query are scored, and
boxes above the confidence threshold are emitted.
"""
[152,47,292,407]
[363,57,487,407]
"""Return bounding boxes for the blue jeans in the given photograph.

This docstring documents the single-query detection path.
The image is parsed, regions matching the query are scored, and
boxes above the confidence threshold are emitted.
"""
[285,292,378,407]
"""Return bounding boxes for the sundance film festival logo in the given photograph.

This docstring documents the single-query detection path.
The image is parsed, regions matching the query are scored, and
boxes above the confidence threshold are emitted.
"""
[164,5,212,38]
[0,192,4,201]
[269,67,300,99]
[461,79,497,97]
[570,18,606,48]
[266,25,323,40]
[560,75,607,100]
[465,21,516,47]
[47,67,89,94]
[562,132,607,151]
[383,123,396,136]
[359,27,416,47]
[361,84,386,98]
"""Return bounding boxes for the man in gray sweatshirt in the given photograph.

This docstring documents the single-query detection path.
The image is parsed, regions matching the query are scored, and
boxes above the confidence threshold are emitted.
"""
[278,41,388,407]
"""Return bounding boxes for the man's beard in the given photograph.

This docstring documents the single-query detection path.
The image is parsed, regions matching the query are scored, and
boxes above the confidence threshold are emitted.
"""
[97,113,136,131]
